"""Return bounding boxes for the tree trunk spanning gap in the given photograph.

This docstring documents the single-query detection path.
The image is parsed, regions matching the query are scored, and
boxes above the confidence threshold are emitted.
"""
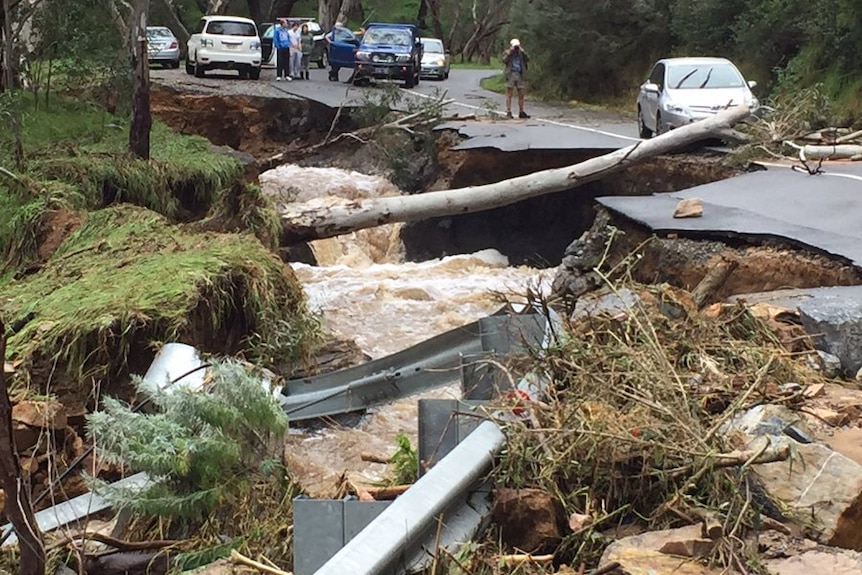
[277,106,751,245]
[0,320,45,575]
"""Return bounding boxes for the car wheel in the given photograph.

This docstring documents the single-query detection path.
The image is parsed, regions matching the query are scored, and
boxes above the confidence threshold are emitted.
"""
[239,68,249,80]
[443,70,449,80]
[249,67,261,80]
[638,107,653,139]
[193,56,205,78]
[171,60,180,69]
[403,69,415,89]
[317,50,328,69]
[654,112,663,136]
[185,57,194,75]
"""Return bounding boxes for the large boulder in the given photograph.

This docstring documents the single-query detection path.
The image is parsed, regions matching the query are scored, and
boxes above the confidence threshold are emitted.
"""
[599,525,721,575]
[724,405,862,549]
[492,488,565,553]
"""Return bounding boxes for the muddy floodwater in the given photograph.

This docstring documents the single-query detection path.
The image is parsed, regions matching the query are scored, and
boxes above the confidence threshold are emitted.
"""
[261,166,553,496]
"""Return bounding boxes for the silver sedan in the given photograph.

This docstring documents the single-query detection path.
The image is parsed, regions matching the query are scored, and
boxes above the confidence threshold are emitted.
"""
[148,26,181,69]
[636,57,759,138]
[420,37,450,80]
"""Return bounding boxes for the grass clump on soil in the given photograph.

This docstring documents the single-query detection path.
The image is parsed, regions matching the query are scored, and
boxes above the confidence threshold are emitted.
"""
[489,279,825,571]
[0,93,249,272]
[0,205,317,404]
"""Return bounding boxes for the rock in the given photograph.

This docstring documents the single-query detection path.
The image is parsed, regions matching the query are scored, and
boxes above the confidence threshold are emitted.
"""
[12,400,67,430]
[492,488,565,553]
[803,383,826,398]
[808,406,849,427]
[767,549,862,575]
[673,198,703,218]
[724,404,862,549]
[600,526,720,574]
[730,286,862,376]
[816,350,843,378]
[568,512,593,532]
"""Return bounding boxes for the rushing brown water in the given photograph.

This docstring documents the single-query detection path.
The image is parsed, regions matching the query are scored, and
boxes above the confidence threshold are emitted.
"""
[262,165,552,497]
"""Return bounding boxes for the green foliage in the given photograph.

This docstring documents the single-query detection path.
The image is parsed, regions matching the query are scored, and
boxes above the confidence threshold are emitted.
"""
[509,0,673,101]
[86,359,288,520]
[387,433,418,485]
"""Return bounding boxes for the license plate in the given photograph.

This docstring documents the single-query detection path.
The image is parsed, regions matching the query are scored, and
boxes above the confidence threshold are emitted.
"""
[223,43,240,50]
[374,67,389,75]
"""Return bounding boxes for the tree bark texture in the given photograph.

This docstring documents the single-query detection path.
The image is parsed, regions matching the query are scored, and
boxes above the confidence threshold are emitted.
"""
[129,0,152,159]
[0,320,45,575]
[206,0,231,14]
[269,0,299,20]
[157,0,190,46]
[277,106,752,245]
[2,0,13,91]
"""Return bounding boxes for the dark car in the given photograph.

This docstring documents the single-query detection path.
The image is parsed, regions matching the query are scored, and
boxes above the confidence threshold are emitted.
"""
[261,18,327,69]
[352,23,422,88]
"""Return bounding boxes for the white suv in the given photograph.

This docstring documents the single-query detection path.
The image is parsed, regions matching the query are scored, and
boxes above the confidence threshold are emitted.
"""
[186,16,262,79]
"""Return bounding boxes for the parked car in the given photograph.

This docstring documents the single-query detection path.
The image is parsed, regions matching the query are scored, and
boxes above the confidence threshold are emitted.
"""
[352,23,423,88]
[419,37,449,80]
[185,15,262,79]
[147,26,180,68]
[636,57,759,138]
[261,19,327,69]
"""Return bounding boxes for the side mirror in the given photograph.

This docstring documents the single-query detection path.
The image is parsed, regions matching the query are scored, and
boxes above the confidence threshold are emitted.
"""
[747,80,758,90]
[643,82,660,94]
[445,49,451,54]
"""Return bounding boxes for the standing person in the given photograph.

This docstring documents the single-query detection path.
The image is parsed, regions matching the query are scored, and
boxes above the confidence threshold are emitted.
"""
[502,38,530,119]
[273,19,292,81]
[300,23,314,80]
[288,21,303,80]
[324,21,344,81]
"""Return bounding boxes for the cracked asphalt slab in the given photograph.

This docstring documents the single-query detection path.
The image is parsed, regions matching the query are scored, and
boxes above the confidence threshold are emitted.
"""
[150,66,640,146]
[599,163,862,267]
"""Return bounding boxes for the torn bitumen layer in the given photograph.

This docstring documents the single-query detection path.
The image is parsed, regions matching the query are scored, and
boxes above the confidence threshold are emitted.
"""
[598,166,862,266]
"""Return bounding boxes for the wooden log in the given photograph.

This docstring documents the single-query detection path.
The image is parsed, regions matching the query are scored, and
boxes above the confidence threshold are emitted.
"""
[363,484,411,500]
[692,257,739,309]
[277,106,752,244]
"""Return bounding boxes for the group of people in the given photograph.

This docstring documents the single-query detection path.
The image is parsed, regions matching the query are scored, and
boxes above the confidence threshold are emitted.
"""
[274,20,531,120]
[273,19,314,81]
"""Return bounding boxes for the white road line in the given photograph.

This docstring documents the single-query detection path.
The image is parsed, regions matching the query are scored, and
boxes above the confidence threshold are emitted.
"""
[404,88,641,142]
[756,160,862,182]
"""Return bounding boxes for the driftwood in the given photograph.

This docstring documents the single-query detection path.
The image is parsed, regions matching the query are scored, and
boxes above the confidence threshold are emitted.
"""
[786,141,862,161]
[230,549,293,575]
[276,106,752,245]
[692,257,739,309]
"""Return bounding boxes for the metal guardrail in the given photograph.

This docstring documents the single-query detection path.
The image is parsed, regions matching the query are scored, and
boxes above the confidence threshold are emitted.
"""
[281,312,545,421]
[310,420,506,575]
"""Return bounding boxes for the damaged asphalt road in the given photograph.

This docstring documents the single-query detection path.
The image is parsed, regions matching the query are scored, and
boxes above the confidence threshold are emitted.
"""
[149,66,639,140]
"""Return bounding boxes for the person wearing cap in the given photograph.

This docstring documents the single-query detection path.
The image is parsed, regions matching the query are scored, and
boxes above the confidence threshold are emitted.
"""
[273,19,292,81]
[324,21,345,81]
[502,38,530,119]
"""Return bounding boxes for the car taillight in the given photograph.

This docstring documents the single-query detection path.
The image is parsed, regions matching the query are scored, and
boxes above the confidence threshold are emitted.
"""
[169,41,178,48]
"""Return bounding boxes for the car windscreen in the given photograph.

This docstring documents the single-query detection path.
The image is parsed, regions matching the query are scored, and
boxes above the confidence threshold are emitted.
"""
[421,39,444,53]
[363,27,412,46]
[206,21,257,37]
[667,63,744,89]
[147,28,174,38]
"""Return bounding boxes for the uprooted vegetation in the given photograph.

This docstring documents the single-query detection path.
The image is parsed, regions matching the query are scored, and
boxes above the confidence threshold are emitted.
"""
[450,276,826,573]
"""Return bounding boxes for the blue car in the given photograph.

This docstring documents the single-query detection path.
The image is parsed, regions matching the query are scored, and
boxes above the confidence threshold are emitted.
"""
[354,23,422,88]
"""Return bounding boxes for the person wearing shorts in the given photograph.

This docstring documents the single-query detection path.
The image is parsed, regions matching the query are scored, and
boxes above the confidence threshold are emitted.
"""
[502,38,530,119]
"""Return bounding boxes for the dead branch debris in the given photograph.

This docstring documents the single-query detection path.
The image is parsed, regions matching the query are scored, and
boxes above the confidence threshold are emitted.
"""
[489,271,827,570]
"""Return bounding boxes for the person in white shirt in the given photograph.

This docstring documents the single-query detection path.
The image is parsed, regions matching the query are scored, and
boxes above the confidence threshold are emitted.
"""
[288,21,303,80]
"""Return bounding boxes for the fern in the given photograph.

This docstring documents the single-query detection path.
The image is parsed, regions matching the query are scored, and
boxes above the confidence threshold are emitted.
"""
[86,359,288,520]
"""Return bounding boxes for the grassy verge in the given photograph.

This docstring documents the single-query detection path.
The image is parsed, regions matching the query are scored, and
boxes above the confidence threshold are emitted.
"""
[0,92,261,273]
[451,57,501,70]
[479,73,506,94]
[0,205,314,406]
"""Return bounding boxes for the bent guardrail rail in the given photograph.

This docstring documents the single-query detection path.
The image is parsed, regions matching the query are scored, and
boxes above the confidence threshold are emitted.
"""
[281,312,545,421]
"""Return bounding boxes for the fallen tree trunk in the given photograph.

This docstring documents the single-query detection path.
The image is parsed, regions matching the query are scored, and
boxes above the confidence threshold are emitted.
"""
[277,106,751,245]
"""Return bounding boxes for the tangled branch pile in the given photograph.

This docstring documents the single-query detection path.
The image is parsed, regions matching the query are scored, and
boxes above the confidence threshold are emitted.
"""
[493,281,824,567]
